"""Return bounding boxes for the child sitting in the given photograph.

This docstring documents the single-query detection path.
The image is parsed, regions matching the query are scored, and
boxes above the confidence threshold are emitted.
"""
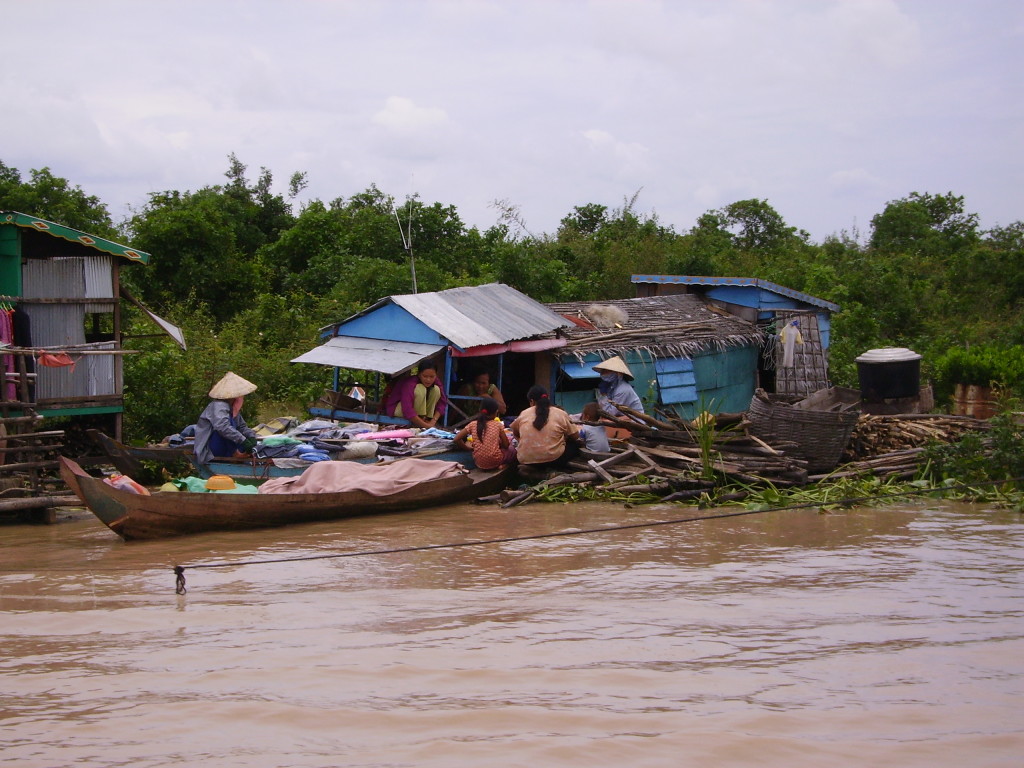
[452,397,516,470]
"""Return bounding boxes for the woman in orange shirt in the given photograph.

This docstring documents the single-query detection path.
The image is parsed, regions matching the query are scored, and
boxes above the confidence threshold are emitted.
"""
[510,385,581,469]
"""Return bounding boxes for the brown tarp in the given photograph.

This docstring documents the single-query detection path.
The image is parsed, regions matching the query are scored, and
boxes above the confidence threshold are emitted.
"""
[257,458,466,496]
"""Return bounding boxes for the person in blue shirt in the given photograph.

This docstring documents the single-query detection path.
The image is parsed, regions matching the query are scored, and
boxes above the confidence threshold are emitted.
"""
[593,356,644,419]
[193,372,259,465]
[575,401,611,452]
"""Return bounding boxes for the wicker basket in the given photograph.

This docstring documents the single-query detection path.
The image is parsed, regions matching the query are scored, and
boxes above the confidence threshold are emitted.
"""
[746,388,861,473]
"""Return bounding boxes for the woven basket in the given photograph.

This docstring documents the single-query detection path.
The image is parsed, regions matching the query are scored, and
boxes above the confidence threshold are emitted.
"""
[746,388,860,473]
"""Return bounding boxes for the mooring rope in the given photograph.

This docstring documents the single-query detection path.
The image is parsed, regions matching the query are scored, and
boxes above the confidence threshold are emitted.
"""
[171,478,1023,594]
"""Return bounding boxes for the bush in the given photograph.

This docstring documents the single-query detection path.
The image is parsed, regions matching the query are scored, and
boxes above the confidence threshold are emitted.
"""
[931,345,1024,405]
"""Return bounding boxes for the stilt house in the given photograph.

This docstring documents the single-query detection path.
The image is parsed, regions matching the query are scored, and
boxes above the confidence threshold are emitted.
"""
[0,211,184,445]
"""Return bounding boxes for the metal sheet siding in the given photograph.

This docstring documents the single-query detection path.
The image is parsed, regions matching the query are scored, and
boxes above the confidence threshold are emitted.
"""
[337,304,448,345]
[23,305,118,399]
[631,274,840,313]
[83,255,115,312]
[22,257,86,299]
[24,304,85,347]
[22,256,115,312]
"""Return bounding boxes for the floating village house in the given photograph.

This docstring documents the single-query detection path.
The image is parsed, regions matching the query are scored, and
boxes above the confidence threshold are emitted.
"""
[632,275,840,397]
[294,282,769,424]
[293,283,574,422]
[0,211,184,445]
[543,294,766,419]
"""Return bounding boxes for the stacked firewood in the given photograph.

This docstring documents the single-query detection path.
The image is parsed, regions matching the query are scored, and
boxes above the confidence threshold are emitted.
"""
[604,404,810,484]
[793,412,991,483]
[842,413,989,461]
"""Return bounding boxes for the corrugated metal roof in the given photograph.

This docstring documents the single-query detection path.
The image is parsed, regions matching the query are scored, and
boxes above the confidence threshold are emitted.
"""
[0,211,151,264]
[631,274,840,312]
[291,337,445,376]
[370,283,573,350]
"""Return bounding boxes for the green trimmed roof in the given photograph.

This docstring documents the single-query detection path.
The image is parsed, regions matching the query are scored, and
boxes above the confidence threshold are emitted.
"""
[0,210,150,264]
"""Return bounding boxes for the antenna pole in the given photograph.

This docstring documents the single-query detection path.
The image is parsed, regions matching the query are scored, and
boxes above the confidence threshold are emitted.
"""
[392,199,417,294]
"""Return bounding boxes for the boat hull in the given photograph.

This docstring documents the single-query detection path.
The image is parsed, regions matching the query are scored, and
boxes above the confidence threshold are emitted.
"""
[60,457,511,541]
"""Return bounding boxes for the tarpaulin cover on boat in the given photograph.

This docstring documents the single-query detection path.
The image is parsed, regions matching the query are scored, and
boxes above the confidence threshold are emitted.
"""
[257,457,465,495]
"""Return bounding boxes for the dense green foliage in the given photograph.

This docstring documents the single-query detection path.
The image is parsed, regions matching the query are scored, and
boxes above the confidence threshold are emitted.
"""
[931,345,1024,404]
[2,157,1022,442]
[920,412,1024,493]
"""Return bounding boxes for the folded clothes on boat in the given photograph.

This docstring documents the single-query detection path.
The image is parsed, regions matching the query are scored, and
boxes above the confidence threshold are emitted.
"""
[355,428,418,441]
[169,476,260,494]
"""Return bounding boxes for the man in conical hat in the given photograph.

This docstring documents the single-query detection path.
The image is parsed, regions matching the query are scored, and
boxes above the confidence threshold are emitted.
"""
[193,372,260,466]
[592,356,645,419]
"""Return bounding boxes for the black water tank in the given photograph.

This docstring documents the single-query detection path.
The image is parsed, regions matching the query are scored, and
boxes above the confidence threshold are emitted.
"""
[856,347,922,401]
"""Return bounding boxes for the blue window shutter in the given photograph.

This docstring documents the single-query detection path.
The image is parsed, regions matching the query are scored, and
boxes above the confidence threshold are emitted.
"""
[655,358,697,404]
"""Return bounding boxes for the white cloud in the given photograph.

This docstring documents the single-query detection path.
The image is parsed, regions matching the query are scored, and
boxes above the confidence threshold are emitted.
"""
[372,97,451,134]
[828,168,886,194]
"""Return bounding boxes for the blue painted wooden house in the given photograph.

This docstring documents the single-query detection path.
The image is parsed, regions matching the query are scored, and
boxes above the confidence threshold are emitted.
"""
[631,275,841,397]
[543,294,766,419]
[292,283,574,424]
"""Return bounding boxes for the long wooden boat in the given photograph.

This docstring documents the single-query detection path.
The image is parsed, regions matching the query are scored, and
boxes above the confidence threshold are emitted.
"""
[60,456,512,541]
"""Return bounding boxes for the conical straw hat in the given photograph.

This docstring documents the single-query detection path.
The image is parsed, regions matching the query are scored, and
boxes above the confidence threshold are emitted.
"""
[208,371,257,399]
[592,355,633,380]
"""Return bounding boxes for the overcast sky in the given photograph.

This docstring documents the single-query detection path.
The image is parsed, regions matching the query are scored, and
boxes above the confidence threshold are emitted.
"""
[4,0,1021,243]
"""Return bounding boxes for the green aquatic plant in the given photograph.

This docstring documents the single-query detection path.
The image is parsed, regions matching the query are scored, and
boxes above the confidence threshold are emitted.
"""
[919,412,1024,488]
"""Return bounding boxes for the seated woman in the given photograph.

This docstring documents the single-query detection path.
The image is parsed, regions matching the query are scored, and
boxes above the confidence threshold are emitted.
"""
[457,371,507,417]
[511,385,581,469]
[452,396,516,470]
[383,361,448,429]
[593,356,645,419]
[193,371,260,465]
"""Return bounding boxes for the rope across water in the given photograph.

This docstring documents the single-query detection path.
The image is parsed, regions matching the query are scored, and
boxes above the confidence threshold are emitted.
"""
[172,478,1022,593]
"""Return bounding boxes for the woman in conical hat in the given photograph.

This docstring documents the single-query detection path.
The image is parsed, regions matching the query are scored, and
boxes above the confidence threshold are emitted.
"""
[592,356,645,419]
[193,372,260,465]
[592,355,634,381]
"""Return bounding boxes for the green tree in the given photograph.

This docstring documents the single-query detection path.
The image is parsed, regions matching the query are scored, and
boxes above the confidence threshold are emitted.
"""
[547,194,685,299]
[0,161,115,236]
[869,192,979,257]
[125,187,263,322]
[720,198,800,253]
[125,155,300,322]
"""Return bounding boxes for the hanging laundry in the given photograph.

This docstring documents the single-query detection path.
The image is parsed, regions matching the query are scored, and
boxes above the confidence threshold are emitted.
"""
[37,352,78,372]
[0,306,15,400]
[778,320,804,368]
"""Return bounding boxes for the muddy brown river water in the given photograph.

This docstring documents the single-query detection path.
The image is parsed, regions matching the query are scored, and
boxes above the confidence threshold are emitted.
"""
[2,498,1022,767]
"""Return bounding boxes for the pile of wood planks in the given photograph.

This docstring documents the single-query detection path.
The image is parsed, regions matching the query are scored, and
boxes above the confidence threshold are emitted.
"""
[497,402,995,506]
[842,413,989,461]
